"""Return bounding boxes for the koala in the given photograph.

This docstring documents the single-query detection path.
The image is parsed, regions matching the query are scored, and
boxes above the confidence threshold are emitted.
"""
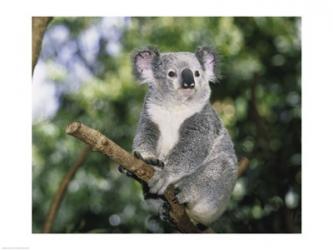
[128,46,238,226]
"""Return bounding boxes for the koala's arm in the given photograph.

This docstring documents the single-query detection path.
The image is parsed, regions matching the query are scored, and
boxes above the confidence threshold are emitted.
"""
[133,110,160,159]
[166,114,213,177]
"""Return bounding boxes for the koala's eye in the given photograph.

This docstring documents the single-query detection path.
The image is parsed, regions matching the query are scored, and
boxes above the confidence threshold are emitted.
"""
[195,70,200,77]
[168,70,176,78]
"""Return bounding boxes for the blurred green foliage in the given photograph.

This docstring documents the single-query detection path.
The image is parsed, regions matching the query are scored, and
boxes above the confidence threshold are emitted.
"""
[32,17,301,233]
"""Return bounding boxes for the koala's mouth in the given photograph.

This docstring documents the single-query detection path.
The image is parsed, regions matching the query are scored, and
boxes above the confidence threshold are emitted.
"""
[178,88,196,98]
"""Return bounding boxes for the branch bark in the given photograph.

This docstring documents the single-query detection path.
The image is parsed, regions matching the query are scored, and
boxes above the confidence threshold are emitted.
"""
[32,17,52,74]
[43,145,91,233]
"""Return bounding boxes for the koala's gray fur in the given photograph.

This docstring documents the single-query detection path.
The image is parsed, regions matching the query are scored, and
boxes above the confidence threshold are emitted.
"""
[131,47,238,226]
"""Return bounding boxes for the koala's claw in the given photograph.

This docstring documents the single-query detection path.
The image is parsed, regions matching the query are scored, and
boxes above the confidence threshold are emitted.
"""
[146,158,164,168]
[133,151,143,160]
[118,164,125,173]
[174,187,181,195]
[142,184,160,200]
[133,151,164,168]
[118,165,134,178]
[160,202,176,225]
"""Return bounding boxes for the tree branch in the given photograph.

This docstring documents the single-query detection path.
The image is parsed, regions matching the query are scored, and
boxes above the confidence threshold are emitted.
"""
[250,74,269,144]
[43,145,91,233]
[237,157,250,177]
[32,17,52,74]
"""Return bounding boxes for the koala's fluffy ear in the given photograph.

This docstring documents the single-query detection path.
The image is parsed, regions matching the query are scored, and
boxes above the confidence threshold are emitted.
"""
[195,47,218,82]
[132,47,160,84]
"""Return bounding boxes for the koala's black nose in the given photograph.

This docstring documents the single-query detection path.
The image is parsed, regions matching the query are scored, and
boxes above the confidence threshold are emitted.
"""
[181,68,195,89]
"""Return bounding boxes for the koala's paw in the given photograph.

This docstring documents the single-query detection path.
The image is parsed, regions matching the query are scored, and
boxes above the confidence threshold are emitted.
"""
[118,165,134,178]
[148,172,177,195]
[159,202,176,225]
[133,151,164,169]
[118,164,145,185]
[142,182,160,200]
[174,187,189,205]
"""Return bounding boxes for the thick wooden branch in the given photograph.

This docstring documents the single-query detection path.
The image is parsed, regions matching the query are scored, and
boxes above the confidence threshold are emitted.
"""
[66,121,202,233]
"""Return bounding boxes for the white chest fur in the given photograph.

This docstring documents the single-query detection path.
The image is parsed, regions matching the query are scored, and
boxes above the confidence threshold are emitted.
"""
[147,102,204,160]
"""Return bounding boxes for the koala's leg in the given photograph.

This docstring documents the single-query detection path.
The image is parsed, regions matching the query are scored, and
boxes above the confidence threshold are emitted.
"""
[174,151,238,226]
[144,197,176,224]
[145,197,164,213]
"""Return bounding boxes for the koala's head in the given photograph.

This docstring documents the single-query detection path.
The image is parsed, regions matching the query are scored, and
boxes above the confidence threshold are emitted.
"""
[132,46,218,105]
